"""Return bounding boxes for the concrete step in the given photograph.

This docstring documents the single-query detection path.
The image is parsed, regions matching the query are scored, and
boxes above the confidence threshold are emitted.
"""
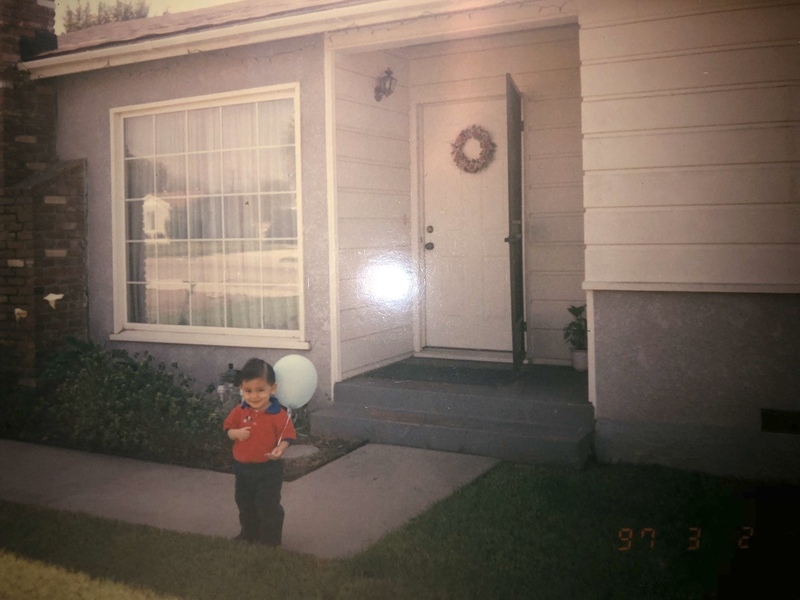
[315,360,594,468]
[332,377,595,430]
[312,402,594,468]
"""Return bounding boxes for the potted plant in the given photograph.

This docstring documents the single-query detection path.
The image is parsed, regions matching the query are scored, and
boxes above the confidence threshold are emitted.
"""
[563,304,588,371]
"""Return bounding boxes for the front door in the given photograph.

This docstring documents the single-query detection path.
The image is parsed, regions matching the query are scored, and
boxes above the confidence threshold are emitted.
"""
[421,98,511,351]
[506,74,526,367]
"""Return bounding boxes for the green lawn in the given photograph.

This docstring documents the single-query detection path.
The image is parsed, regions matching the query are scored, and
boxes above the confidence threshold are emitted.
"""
[1,462,797,599]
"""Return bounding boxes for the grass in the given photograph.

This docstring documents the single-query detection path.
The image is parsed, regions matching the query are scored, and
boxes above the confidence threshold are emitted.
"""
[1,461,798,599]
[0,551,180,600]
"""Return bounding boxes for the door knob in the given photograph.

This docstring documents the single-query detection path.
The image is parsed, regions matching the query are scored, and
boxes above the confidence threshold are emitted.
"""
[424,242,434,250]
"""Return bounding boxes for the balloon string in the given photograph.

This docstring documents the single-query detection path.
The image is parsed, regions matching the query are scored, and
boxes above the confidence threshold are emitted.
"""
[273,408,292,453]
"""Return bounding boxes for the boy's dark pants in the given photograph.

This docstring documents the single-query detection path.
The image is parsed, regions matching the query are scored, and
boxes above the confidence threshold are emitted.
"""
[233,460,284,546]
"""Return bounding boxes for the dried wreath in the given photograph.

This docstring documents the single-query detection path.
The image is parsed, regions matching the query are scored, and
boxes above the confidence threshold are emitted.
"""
[450,124,496,173]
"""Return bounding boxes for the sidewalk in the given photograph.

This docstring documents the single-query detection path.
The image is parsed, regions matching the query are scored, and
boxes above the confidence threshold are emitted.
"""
[0,440,497,559]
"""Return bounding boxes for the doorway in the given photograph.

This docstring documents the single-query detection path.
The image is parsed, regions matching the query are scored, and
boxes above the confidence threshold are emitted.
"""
[419,96,513,352]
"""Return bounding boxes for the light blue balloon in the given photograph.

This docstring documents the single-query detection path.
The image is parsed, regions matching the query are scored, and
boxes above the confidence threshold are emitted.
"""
[274,354,318,409]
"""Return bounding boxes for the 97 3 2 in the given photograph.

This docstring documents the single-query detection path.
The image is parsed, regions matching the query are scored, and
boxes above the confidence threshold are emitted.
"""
[617,526,755,551]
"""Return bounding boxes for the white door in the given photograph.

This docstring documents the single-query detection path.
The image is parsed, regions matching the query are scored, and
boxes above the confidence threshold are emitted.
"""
[421,98,511,351]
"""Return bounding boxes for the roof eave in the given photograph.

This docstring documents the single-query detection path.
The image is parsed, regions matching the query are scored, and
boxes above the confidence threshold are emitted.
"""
[19,0,493,79]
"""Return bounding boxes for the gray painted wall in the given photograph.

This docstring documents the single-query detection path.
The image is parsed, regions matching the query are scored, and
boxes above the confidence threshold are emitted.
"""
[55,35,333,403]
[594,290,800,481]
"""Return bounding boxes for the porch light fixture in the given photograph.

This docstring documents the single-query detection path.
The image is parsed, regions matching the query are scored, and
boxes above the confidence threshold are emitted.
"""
[374,68,397,101]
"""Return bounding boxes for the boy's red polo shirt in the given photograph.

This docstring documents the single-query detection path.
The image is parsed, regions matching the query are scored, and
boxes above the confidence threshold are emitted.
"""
[223,399,296,463]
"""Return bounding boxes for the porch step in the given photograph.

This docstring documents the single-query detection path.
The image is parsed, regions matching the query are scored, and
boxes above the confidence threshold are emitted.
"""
[312,363,594,468]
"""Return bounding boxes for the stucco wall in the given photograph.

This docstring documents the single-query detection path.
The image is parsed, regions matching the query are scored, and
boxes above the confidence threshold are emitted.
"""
[55,35,333,402]
[593,290,800,481]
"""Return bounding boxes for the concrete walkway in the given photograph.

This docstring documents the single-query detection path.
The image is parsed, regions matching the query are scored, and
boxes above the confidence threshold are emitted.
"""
[0,440,497,559]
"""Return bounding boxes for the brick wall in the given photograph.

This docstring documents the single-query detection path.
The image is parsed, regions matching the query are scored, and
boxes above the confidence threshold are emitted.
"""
[0,0,87,388]
[1,0,56,188]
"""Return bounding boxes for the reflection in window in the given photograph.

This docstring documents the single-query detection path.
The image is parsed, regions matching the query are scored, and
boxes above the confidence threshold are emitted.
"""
[122,95,299,332]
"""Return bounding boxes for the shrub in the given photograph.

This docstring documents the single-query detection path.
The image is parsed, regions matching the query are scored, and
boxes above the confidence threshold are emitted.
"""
[32,339,231,469]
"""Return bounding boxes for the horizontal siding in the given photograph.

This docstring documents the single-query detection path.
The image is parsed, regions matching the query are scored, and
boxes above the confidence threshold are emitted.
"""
[528,328,570,363]
[528,183,583,214]
[586,205,800,245]
[528,126,582,158]
[336,99,410,138]
[530,298,582,329]
[336,128,410,165]
[584,124,799,171]
[340,305,413,342]
[528,244,585,272]
[528,273,584,301]
[583,86,800,134]
[338,247,389,281]
[580,3,800,59]
[340,326,413,376]
[405,25,579,59]
[584,164,799,208]
[527,214,584,243]
[338,217,411,249]
[526,97,582,129]
[337,159,411,193]
[338,190,409,219]
[410,38,580,87]
[582,45,800,98]
[580,1,800,289]
[528,155,583,185]
[411,67,581,105]
[335,50,414,376]
[338,277,364,311]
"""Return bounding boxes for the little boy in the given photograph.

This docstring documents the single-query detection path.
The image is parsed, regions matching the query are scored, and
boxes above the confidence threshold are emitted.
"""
[223,358,296,546]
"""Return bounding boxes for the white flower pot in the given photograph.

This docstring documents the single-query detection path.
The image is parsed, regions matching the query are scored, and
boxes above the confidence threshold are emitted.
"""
[571,349,588,372]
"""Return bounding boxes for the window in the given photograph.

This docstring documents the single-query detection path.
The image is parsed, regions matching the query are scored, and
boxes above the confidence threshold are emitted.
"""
[111,85,306,348]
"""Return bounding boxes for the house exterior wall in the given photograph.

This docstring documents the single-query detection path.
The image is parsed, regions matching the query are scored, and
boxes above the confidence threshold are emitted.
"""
[406,25,584,364]
[334,50,414,378]
[580,0,800,480]
[22,0,798,479]
[2,162,88,388]
[581,0,799,289]
[0,0,55,189]
[54,35,334,402]
[594,291,800,481]
[1,0,88,389]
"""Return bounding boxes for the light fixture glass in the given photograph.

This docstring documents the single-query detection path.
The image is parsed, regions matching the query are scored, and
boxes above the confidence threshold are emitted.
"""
[374,68,397,102]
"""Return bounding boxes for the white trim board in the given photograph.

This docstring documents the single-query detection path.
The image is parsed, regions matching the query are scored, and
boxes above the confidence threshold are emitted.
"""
[324,47,342,388]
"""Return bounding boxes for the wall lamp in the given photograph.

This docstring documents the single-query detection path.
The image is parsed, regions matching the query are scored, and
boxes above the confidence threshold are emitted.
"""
[374,68,397,101]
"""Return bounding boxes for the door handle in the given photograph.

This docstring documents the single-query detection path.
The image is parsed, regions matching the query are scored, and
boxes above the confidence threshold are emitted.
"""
[424,242,434,250]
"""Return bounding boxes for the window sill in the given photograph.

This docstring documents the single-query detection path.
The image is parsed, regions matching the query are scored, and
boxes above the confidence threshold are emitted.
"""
[109,329,311,350]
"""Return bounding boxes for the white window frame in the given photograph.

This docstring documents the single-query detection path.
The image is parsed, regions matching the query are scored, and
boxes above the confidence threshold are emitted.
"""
[109,84,309,350]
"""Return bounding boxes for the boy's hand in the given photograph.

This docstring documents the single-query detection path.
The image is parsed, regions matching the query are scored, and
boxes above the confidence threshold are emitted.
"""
[267,441,290,460]
[229,427,252,442]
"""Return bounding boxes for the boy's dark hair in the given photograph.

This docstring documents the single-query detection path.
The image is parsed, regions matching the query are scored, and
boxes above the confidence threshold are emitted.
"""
[238,358,276,385]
